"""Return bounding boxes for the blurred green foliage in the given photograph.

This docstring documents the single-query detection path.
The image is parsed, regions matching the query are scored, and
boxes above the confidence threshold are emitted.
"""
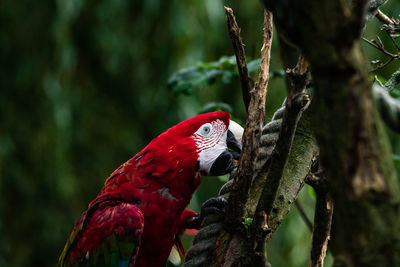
[0,0,399,266]
[168,55,285,95]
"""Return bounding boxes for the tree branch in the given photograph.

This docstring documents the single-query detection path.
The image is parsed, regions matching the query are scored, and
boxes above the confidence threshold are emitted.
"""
[225,8,272,228]
[189,7,318,267]
[207,102,318,267]
[224,7,252,112]
[305,171,333,267]
[375,9,395,25]
[249,55,311,264]
[362,37,400,59]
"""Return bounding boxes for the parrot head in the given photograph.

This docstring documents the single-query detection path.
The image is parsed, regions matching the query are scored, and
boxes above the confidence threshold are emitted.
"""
[160,110,243,177]
[107,110,245,195]
[192,112,242,176]
[103,111,243,194]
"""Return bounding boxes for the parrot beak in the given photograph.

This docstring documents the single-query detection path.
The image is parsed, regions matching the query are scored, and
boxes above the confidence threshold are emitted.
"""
[227,120,243,162]
[208,121,243,176]
[227,130,242,160]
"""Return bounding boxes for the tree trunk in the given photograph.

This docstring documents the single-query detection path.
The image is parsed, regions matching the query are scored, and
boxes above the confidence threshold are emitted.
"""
[264,0,400,265]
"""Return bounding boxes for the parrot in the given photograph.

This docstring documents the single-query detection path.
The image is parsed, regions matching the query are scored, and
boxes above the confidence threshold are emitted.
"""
[57,111,242,267]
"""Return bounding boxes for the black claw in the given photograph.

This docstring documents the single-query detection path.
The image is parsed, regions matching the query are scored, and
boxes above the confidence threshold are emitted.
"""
[199,197,227,222]
[202,206,224,216]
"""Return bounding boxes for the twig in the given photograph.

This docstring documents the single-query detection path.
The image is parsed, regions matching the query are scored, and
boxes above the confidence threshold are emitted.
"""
[375,9,400,52]
[362,35,399,72]
[305,172,333,267]
[362,37,400,59]
[362,9,400,72]
[373,75,385,88]
[225,8,272,227]
[224,7,252,112]
[369,57,394,72]
[375,9,395,25]
[295,200,313,232]
[249,54,311,263]
[386,31,400,52]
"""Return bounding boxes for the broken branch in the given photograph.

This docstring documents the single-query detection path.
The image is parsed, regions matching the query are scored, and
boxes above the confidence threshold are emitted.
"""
[224,6,252,112]
[305,171,333,267]
[225,9,273,228]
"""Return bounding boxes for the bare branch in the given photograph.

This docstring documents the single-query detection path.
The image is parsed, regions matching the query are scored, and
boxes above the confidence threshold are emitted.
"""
[375,9,395,25]
[249,55,311,264]
[305,172,333,267]
[225,9,273,228]
[256,55,310,218]
[363,8,400,72]
[224,7,252,112]
[257,10,273,94]
[362,37,400,59]
[369,57,394,72]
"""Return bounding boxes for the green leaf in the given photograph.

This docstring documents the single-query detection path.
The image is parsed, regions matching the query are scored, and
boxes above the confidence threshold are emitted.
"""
[168,56,284,95]
[201,102,233,114]
[308,186,316,200]
[243,217,253,226]
[242,217,253,233]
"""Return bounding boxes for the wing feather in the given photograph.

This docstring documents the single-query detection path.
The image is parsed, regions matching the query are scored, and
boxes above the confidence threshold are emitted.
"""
[58,194,144,267]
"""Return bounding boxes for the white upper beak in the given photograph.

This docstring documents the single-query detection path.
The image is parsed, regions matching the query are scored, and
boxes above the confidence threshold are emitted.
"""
[229,120,244,144]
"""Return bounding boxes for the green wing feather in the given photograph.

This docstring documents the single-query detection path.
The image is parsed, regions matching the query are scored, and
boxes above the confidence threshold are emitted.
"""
[57,194,144,267]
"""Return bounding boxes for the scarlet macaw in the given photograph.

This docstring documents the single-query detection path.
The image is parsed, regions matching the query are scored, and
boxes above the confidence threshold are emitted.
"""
[58,111,242,267]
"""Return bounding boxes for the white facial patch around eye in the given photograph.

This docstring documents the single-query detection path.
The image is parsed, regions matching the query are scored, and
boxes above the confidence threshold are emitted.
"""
[192,120,228,174]
[195,123,213,137]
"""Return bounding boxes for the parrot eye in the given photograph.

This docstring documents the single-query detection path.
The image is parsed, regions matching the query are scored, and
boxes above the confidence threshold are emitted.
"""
[197,123,213,137]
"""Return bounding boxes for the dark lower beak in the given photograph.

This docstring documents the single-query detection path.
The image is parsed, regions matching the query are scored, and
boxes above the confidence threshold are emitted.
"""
[208,130,242,176]
[227,129,241,160]
[209,150,236,176]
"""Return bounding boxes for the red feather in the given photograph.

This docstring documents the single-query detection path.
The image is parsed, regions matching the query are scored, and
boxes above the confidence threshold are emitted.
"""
[58,111,230,267]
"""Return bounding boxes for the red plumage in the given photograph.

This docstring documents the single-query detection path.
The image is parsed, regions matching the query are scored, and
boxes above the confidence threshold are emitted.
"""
[58,111,231,267]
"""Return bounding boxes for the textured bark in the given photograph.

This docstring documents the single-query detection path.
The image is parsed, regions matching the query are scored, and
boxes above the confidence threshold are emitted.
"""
[224,7,252,112]
[226,9,272,229]
[203,9,318,266]
[208,109,318,267]
[251,109,317,235]
[206,57,316,266]
[248,56,311,265]
[264,0,400,265]
[306,172,333,267]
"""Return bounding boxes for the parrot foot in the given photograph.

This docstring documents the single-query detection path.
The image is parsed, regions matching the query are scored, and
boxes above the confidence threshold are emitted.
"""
[198,196,227,225]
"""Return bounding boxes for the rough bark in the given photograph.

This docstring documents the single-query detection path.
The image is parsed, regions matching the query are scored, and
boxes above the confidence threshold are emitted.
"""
[248,56,311,265]
[205,57,316,266]
[224,7,252,112]
[306,171,333,267]
[225,9,272,228]
[207,106,318,267]
[196,8,318,266]
[184,8,316,267]
[264,0,400,265]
